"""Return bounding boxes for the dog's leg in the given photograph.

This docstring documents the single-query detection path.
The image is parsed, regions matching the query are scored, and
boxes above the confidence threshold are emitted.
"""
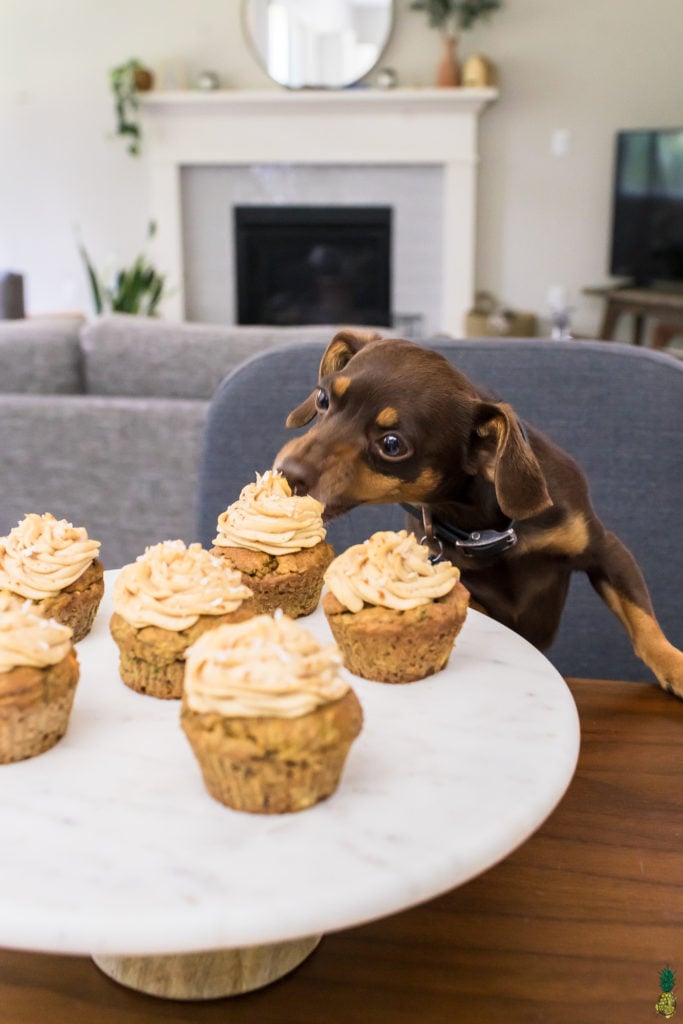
[588,531,683,697]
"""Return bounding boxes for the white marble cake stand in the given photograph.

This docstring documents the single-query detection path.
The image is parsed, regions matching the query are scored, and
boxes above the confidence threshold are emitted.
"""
[0,572,579,1000]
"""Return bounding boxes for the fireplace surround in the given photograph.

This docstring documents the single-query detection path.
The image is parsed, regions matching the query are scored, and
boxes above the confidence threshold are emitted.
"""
[141,87,498,334]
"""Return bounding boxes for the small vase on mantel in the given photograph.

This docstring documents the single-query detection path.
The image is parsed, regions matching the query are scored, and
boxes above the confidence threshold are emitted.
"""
[437,34,461,88]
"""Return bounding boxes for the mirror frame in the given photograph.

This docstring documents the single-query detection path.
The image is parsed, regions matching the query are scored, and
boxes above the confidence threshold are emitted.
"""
[241,0,395,91]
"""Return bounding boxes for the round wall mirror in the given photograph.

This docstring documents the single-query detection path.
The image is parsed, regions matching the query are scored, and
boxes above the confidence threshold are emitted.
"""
[243,0,395,90]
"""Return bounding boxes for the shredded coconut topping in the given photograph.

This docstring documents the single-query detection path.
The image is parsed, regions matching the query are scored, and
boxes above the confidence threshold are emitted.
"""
[0,589,73,672]
[213,470,326,555]
[113,540,252,631]
[324,530,459,613]
[0,513,100,599]
[184,613,348,718]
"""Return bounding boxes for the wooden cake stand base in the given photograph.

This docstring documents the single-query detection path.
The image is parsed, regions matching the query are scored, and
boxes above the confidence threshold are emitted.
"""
[92,935,322,1000]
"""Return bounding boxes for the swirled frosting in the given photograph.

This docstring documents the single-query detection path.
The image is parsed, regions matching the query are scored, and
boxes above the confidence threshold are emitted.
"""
[184,612,349,717]
[325,530,460,613]
[0,590,73,672]
[213,470,326,556]
[113,540,253,631]
[0,513,100,599]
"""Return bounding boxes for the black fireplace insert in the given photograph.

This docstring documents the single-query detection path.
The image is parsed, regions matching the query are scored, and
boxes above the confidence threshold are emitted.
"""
[234,205,392,326]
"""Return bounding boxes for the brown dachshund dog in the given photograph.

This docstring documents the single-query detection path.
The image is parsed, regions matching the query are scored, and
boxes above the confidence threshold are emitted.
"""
[275,329,683,697]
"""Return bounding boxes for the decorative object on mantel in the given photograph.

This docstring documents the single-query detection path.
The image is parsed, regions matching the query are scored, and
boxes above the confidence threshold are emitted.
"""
[376,67,398,89]
[465,292,537,338]
[242,0,394,90]
[410,0,503,88]
[0,271,25,320]
[109,58,154,157]
[462,53,497,87]
[196,70,220,91]
[78,222,168,317]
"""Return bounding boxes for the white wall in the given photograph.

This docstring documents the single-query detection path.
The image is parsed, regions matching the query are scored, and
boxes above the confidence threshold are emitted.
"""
[1,0,681,335]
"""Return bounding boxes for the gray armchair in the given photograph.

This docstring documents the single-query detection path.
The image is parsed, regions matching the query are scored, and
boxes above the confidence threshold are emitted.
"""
[198,337,683,684]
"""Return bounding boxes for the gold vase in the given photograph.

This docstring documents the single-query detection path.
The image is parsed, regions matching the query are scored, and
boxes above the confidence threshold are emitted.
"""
[436,34,460,88]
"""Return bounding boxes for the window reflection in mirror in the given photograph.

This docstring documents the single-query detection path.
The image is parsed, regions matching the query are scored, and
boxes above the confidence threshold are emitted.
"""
[243,0,394,90]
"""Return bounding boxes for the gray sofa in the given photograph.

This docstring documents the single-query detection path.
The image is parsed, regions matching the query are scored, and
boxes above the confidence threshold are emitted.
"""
[0,315,338,568]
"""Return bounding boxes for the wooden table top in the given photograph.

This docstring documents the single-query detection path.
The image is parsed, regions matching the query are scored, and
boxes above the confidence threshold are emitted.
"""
[2,678,682,1024]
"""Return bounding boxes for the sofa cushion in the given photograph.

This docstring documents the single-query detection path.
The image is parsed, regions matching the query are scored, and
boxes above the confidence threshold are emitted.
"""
[81,315,340,399]
[0,317,84,393]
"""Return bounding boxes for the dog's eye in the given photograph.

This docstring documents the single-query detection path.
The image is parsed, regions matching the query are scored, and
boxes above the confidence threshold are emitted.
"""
[378,433,409,460]
[315,388,330,411]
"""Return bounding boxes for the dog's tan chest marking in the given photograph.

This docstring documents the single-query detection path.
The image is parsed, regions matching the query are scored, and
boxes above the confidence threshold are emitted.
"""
[519,512,589,557]
[376,406,399,428]
[331,376,351,398]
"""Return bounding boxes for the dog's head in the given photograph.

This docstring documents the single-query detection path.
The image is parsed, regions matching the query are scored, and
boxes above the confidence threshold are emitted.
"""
[275,329,551,522]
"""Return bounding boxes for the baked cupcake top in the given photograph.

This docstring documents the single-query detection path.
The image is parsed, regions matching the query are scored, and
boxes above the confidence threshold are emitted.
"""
[113,540,252,631]
[184,612,349,718]
[0,513,101,599]
[213,470,326,555]
[325,530,460,613]
[0,590,73,672]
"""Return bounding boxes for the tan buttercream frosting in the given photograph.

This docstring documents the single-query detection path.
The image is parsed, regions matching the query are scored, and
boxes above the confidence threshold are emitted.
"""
[213,470,326,556]
[184,612,349,718]
[324,530,460,613]
[0,513,100,600]
[113,540,253,631]
[0,590,74,672]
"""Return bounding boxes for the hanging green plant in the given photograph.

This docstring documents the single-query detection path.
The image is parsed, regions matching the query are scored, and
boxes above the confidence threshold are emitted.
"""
[109,58,153,157]
[78,222,167,317]
[410,0,502,32]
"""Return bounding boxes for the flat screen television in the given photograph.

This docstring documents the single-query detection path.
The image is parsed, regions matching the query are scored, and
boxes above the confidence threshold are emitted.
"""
[609,127,683,286]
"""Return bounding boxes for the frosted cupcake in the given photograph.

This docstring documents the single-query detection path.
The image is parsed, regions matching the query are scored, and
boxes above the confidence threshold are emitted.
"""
[181,613,363,814]
[211,470,334,617]
[323,530,469,683]
[0,590,79,763]
[0,513,104,642]
[110,540,254,699]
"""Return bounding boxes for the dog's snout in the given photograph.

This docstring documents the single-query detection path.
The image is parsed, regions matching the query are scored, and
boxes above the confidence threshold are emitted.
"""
[277,455,318,497]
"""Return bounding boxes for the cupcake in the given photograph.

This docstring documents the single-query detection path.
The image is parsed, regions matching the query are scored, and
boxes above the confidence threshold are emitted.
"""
[181,613,363,814]
[0,590,79,763]
[0,513,104,642]
[211,470,334,618]
[322,530,469,683]
[110,540,255,699]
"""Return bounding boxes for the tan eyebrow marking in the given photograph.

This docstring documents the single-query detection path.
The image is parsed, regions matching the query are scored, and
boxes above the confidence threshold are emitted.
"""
[376,406,399,428]
[331,376,351,398]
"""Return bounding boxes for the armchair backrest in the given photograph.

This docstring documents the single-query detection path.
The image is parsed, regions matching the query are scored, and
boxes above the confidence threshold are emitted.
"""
[198,337,683,683]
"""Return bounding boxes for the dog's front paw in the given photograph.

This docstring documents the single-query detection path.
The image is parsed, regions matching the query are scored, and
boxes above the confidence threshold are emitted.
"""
[653,644,683,700]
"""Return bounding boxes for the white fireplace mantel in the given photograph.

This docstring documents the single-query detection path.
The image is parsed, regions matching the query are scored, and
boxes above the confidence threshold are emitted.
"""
[141,87,498,332]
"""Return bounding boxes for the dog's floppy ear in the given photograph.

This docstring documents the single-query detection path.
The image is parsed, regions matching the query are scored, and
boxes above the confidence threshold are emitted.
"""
[285,328,382,428]
[467,402,552,520]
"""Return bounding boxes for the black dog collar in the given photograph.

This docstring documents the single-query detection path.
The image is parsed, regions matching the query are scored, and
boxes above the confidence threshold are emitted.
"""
[401,502,518,560]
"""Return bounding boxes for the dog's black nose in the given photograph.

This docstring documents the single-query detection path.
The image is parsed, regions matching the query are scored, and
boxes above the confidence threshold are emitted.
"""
[276,456,316,497]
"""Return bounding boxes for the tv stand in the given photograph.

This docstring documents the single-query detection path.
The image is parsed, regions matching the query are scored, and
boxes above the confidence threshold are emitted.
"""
[584,284,683,345]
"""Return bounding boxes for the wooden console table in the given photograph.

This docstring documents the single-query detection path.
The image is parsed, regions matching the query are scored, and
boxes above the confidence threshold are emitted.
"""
[1,677,681,1024]
[586,284,683,345]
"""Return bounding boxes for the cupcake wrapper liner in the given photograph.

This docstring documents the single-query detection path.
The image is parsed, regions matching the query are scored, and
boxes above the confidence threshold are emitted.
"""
[181,691,363,814]
[117,650,185,700]
[0,668,78,764]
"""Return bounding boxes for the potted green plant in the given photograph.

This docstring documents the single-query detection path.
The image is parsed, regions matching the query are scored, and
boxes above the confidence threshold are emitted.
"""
[109,58,153,156]
[79,222,167,316]
[410,0,502,86]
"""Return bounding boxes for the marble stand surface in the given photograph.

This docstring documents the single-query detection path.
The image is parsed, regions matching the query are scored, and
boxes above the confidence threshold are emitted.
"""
[0,573,579,959]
